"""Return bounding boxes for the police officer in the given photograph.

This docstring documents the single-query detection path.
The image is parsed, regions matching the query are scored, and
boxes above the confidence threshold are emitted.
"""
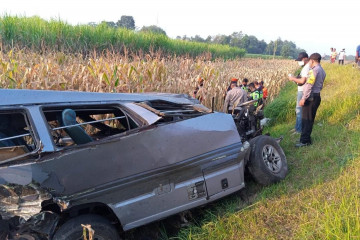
[296,53,326,147]
[226,78,239,92]
[248,82,260,107]
[223,82,248,113]
[255,81,264,103]
[240,78,249,92]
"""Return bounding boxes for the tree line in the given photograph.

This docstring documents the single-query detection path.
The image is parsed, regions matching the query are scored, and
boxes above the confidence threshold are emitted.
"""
[93,16,305,59]
[178,33,305,59]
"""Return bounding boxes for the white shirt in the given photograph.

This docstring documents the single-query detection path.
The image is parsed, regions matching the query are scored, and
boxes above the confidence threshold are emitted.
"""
[338,51,345,60]
[298,63,310,92]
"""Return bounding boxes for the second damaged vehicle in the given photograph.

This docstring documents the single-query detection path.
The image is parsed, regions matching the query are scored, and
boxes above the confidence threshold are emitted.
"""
[0,89,287,239]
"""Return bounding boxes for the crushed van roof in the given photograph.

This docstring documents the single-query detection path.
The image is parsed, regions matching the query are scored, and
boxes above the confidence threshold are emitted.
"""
[0,89,197,106]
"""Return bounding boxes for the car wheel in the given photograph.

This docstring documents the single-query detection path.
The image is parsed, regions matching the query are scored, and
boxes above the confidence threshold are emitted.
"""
[53,214,121,240]
[247,135,287,185]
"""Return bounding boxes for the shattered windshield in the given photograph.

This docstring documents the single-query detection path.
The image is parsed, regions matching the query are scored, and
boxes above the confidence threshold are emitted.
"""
[135,100,211,123]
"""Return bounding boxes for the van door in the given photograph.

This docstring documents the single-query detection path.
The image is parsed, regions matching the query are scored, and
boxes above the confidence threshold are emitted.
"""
[202,156,245,199]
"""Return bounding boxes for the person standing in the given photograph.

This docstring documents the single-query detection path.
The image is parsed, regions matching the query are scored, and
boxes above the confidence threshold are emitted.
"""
[288,52,310,134]
[259,81,268,101]
[254,81,264,105]
[331,48,337,63]
[338,49,345,65]
[240,78,249,92]
[248,82,260,107]
[356,45,360,67]
[193,77,206,103]
[226,78,239,92]
[224,78,239,100]
[223,82,248,113]
[330,47,334,63]
[296,53,326,147]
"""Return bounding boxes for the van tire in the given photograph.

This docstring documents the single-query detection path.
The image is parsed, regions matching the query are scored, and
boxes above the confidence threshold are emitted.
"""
[247,135,287,185]
[53,214,121,240]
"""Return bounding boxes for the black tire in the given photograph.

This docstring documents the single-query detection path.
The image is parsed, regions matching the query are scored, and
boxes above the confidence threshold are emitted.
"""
[53,214,121,240]
[247,135,287,185]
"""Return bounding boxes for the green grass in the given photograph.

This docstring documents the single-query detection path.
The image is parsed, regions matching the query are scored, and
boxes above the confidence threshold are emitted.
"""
[171,63,360,240]
[0,15,246,59]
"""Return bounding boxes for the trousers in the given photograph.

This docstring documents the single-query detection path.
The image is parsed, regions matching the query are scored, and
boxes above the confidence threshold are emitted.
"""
[300,94,321,144]
[295,91,303,133]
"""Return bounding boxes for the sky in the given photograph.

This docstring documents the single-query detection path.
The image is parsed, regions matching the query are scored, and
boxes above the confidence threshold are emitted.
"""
[2,0,359,56]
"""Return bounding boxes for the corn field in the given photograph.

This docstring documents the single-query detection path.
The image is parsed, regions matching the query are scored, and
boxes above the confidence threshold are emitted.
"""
[0,48,298,110]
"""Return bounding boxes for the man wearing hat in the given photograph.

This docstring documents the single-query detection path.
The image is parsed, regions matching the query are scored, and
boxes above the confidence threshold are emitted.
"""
[226,78,239,92]
[296,53,326,147]
[288,52,310,134]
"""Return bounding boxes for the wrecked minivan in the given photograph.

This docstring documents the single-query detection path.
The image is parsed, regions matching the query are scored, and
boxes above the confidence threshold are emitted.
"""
[0,89,287,239]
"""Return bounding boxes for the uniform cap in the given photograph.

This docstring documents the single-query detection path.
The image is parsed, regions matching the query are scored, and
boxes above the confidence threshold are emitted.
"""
[295,52,309,61]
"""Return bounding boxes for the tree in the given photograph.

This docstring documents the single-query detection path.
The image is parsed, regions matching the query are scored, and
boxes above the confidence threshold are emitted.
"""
[182,35,190,41]
[205,36,212,43]
[88,22,97,27]
[281,41,296,58]
[190,35,206,42]
[274,38,283,56]
[229,32,243,48]
[213,34,231,45]
[265,41,274,55]
[117,16,135,30]
[238,35,250,50]
[258,40,267,54]
[102,21,116,28]
[280,44,291,58]
[140,25,167,35]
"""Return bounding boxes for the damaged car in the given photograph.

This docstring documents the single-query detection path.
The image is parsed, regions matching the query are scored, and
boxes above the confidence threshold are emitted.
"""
[0,89,287,239]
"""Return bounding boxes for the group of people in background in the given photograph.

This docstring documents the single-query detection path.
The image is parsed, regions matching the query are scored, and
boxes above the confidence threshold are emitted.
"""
[223,78,267,113]
[330,47,346,65]
[194,50,329,148]
[288,52,326,147]
[193,77,268,114]
[223,50,327,148]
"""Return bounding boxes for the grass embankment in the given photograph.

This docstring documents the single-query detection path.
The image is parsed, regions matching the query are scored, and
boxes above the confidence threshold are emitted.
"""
[174,63,360,240]
[0,15,245,59]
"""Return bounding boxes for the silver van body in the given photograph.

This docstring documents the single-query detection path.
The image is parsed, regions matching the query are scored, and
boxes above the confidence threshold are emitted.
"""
[0,89,250,237]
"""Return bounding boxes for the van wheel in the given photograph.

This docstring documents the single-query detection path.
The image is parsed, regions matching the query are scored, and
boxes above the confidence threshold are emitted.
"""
[247,135,287,185]
[53,214,121,240]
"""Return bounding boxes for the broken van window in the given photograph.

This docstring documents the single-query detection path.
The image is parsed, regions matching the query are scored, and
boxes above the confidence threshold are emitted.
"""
[135,100,209,123]
[0,111,37,163]
[42,105,138,147]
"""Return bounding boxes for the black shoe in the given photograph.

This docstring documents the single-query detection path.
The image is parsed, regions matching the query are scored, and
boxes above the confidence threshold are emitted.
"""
[295,142,311,147]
